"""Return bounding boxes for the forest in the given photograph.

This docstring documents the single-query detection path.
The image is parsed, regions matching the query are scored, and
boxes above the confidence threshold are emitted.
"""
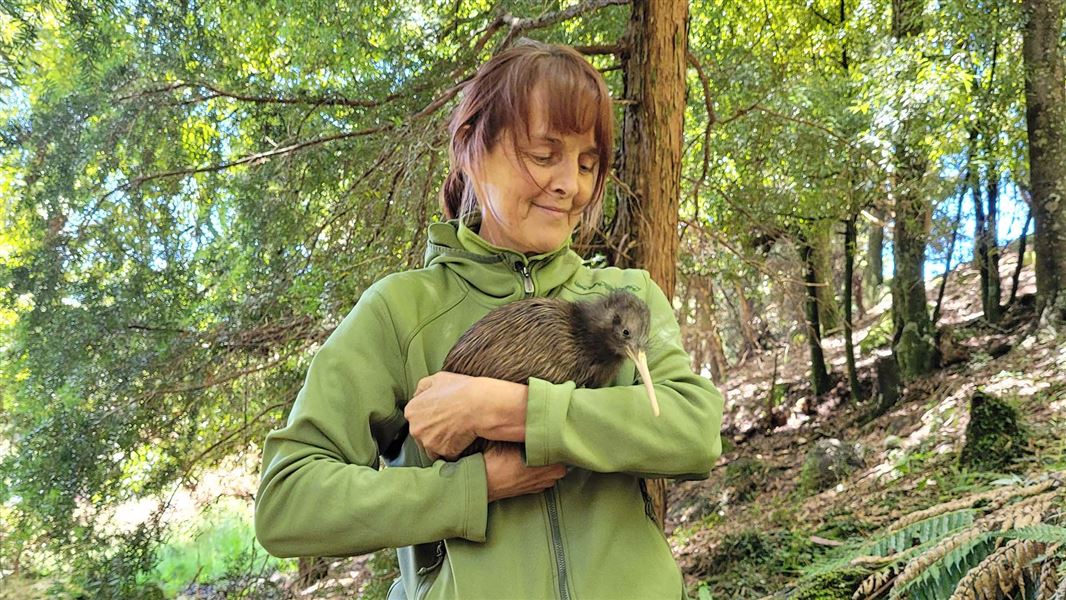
[1,0,1065,598]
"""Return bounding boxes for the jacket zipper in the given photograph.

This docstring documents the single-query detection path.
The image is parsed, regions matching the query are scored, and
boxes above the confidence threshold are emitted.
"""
[513,261,535,297]
[545,487,571,600]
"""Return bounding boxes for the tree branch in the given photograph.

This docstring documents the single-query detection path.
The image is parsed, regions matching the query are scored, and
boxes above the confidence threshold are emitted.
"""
[498,0,630,49]
[119,80,403,109]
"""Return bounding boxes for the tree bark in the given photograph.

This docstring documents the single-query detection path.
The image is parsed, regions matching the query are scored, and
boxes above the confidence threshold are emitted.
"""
[1022,0,1066,323]
[812,220,841,333]
[1009,209,1033,307]
[614,0,690,530]
[801,239,832,396]
[843,217,861,402]
[863,214,885,308]
[891,0,938,380]
[733,279,761,357]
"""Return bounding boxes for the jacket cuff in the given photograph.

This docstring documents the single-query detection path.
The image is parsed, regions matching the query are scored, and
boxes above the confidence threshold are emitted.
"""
[457,453,488,542]
[523,377,576,467]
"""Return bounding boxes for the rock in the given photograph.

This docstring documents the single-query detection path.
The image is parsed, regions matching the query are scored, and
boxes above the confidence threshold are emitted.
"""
[883,434,903,450]
[799,438,866,494]
[959,390,1029,472]
[937,325,969,366]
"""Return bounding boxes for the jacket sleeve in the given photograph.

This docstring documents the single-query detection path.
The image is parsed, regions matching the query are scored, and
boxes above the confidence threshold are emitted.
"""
[523,272,724,479]
[254,286,488,558]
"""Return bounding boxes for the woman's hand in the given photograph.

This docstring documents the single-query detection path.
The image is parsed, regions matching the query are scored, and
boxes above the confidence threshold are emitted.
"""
[405,371,529,460]
[484,444,566,503]
[404,371,481,460]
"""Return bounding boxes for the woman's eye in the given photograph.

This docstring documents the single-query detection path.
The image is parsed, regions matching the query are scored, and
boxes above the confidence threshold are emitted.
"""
[529,153,553,164]
[579,162,597,174]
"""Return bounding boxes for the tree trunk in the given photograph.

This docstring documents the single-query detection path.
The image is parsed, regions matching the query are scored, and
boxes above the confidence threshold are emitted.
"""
[1022,0,1066,323]
[891,0,938,380]
[1009,209,1033,307]
[863,215,884,308]
[800,239,832,396]
[697,277,728,384]
[843,217,861,402]
[812,220,841,333]
[614,0,689,530]
[984,169,1002,321]
[733,279,761,357]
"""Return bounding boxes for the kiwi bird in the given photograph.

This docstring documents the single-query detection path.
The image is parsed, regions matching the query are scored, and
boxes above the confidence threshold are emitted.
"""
[443,289,659,456]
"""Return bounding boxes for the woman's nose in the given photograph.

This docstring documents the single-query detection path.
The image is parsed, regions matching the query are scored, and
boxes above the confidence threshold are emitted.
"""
[551,158,580,198]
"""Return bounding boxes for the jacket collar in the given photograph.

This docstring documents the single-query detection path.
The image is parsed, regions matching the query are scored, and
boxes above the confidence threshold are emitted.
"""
[424,216,583,300]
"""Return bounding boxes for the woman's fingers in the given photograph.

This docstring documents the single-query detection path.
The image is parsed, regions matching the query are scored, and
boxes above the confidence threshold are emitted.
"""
[404,372,478,459]
[484,445,566,502]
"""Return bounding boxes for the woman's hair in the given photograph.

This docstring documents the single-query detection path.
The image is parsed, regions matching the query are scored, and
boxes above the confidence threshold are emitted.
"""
[441,40,614,236]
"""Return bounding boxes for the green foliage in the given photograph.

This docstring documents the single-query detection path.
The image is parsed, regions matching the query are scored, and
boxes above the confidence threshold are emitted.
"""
[696,528,822,598]
[145,497,293,597]
[998,524,1066,545]
[859,312,895,355]
[869,510,976,556]
[889,533,997,600]
[789,568,866,600]
[361,550,401,600]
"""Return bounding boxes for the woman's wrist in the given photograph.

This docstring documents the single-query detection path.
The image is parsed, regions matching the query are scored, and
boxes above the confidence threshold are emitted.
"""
[473,377,528,442]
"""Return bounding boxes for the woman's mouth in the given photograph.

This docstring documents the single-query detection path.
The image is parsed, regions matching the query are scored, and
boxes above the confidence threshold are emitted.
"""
[533,203,569,218]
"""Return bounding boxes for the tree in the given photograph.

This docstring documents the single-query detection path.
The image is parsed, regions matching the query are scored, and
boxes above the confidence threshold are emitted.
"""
[611,0,690,529]
[1022,0,1066,323]
[890,0,940,380]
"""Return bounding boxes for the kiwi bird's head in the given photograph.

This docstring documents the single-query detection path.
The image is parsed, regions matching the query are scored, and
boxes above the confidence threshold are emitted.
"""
[588,290,651,359]
[588,290,660,416]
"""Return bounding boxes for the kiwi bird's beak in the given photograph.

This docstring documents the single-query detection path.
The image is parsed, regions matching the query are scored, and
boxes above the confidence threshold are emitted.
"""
[625,346,660,417]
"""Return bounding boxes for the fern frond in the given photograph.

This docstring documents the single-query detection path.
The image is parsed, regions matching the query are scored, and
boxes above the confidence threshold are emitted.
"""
[867,509,976,557]
[1050,566,1066,600]
[1036,555,1061,600]
[987,491,1059,531]
[1000,525,1066,545]
[854,564,901,600]
[889,527,995,600]
[948,538,1045,600]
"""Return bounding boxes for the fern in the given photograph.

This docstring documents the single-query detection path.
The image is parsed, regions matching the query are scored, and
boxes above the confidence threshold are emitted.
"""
[889,530,996,600]
[1000,525,1066,546]
[868,510,976,557]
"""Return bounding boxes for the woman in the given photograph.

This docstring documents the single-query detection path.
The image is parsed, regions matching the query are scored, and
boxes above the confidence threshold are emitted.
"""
[255,40,724,599]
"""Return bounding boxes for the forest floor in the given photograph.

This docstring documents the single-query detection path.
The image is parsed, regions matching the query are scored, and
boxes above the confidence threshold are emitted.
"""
[667,243,1066,598]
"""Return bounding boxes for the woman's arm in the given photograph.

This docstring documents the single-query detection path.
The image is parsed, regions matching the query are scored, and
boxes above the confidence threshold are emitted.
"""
[405,272,724,479]
[522,272,723,478]
[255,286,488,558]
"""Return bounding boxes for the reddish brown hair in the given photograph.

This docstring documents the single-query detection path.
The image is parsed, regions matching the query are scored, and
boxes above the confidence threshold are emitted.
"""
[441,40,614,235]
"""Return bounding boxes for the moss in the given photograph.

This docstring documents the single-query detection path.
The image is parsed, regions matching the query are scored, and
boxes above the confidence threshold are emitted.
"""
[790,569,866,600]
[959,391,1029,472]
[859,311,894,354]
[895,321,937,381]
[705,530,773,576]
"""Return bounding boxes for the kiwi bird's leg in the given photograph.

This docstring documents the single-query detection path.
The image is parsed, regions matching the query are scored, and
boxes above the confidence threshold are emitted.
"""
[625,348,660,417]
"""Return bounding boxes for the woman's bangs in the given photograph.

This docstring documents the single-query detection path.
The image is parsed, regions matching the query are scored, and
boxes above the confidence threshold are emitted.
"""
[540,61,606,135]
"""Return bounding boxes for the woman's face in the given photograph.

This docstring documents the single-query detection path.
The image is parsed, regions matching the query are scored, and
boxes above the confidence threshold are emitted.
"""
[468,92,600,255]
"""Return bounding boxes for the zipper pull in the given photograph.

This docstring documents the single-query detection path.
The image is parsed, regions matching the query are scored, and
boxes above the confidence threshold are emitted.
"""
[514,261,534,296]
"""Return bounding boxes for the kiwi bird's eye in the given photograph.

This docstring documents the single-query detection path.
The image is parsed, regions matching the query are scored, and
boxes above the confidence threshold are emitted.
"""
[622,328,630,337]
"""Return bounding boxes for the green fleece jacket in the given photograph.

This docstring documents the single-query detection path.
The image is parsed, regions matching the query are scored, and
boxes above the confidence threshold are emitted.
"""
[255,219,724,599]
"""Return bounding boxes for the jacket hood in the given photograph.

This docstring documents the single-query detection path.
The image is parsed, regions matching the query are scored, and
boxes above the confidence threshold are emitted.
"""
[424,218,584,300]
